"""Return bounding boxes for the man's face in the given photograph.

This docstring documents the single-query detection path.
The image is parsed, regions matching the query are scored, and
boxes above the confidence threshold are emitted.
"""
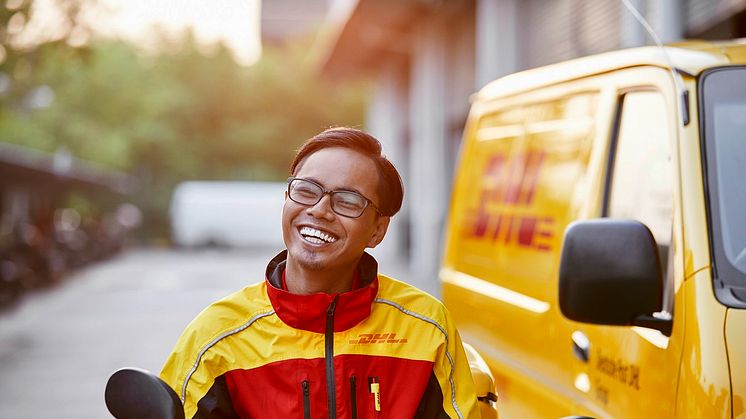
[282,147,389,272]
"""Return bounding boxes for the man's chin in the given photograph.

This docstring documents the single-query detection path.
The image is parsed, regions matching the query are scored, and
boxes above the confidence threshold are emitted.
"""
[295,256,326,271]
[289,248,330,271]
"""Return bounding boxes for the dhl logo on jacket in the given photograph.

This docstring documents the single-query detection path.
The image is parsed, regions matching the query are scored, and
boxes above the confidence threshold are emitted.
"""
[160,251,479,419]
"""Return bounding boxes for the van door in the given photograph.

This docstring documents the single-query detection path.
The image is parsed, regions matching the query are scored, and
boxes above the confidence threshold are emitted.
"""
[570,77,683,417]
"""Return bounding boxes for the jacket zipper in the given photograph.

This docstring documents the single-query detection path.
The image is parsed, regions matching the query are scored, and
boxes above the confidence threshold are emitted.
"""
[325,295,339,419]
[350,375,358,419]
[302,380,311,419]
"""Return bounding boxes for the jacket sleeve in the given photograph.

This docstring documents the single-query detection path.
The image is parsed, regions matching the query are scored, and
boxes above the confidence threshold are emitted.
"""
[160,324,240,419]
[416,308,481,419]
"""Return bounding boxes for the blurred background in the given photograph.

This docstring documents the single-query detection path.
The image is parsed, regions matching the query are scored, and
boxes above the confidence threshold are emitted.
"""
[0,0,744,417]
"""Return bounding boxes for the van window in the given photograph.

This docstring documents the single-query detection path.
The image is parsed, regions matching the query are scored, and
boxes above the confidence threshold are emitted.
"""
[606,91,674,306]
[709,99,746,270]
[702,67,746,305]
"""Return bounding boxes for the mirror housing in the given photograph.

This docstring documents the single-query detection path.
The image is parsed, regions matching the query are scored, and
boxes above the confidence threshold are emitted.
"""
[559,219,670,334]
[105,368,184,419]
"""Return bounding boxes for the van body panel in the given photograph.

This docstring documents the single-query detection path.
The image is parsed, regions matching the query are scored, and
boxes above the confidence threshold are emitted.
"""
[442,277,577,418]
[725,309,746,418]
[567,276,685,418]
[444,79,604,419]
[675,269,731,418]
[477,45,727,104]
[444,42,746,417]
[678,76,713,281]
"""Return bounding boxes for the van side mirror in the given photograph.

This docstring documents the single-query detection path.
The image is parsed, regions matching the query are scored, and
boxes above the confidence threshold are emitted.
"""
[559,219,671,335]
[105,368,184,419]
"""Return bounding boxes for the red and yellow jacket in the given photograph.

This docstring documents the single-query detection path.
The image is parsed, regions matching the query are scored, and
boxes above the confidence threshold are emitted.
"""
[161,251,479,418]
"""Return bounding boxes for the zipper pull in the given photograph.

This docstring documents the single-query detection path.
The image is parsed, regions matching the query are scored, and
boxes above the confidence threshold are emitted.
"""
[369,376,381,412]
[301,380,311,419]
[327,295,339,317]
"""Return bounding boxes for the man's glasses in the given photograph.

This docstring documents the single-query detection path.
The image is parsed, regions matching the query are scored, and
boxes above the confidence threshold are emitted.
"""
[287,177,380,218]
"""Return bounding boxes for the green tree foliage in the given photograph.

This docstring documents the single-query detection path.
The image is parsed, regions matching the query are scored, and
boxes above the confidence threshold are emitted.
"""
[0,15,367,235]
[3,33,367,178]
[1,0,41,111]
[1,0,94,110]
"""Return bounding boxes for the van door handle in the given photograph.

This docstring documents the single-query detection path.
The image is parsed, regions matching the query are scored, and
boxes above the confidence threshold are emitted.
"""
[571,331,590,363]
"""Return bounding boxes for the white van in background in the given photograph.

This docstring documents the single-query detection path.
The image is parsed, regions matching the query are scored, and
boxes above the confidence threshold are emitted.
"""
[169,181,286,248]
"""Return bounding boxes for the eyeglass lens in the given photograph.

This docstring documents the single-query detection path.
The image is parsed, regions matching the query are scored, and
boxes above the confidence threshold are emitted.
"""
[288,179,368,217]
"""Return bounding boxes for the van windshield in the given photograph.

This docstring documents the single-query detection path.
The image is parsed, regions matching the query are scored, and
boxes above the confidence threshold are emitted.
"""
[701,67,746,305]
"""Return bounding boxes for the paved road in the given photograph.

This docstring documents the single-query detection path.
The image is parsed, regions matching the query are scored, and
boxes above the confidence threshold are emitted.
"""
[0,247,417,419]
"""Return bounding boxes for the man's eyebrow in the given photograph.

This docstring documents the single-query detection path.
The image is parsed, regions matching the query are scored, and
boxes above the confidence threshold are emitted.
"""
[305,177,365,195]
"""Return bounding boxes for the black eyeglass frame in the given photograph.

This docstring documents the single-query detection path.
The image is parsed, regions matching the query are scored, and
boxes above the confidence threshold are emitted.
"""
[286,177,381,218]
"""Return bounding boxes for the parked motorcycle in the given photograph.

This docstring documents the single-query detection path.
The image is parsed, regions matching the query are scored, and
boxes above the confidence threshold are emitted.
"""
[105,368,183,419]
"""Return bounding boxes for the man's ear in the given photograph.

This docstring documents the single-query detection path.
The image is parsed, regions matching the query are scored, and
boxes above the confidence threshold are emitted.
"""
[367,216,390,248]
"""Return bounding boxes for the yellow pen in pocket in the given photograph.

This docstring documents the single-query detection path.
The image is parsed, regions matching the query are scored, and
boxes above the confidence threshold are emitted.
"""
[369,376,381,412]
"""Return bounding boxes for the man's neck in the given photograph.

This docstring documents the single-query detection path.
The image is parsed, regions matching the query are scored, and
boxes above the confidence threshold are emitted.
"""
[284,258,358,295]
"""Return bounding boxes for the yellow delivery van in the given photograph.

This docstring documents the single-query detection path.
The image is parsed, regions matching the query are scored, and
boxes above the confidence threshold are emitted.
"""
[441,40,746,418]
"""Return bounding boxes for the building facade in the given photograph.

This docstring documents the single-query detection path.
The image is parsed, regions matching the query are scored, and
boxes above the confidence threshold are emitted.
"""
[260,0,328,45]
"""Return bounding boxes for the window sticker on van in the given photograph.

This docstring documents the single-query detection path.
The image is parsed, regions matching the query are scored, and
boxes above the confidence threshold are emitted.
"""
[462,150,555,251]
[701,66,746,308]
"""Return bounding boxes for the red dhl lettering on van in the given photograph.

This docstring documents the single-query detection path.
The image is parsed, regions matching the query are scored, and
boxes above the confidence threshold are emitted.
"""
[463,151,555,251]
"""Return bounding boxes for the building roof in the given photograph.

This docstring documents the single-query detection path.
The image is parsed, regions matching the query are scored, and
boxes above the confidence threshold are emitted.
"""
[317,0,441,78]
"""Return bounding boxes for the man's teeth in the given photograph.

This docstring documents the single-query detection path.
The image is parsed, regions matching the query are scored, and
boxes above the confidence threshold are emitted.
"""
[300,227,337,243]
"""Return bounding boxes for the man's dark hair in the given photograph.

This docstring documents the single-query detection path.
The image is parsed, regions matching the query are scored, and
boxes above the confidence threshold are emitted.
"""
[290,127,404,217]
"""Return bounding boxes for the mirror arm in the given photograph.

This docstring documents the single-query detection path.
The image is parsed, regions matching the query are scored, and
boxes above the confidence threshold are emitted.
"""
[632,314,673,336]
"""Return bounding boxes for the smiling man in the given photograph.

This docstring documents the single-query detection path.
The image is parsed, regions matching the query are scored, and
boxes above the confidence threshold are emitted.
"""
[161,128,479,419]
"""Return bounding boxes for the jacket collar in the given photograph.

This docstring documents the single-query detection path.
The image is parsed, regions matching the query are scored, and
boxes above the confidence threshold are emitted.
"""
[264,250,379,333]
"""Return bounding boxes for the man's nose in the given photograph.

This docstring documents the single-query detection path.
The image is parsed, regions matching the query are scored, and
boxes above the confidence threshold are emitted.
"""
[306,194,335,220]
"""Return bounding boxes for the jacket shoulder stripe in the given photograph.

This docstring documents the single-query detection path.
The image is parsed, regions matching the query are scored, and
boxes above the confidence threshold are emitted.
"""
[181,309,275,402]
[374,298,447,336]
[373,298,464,419]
